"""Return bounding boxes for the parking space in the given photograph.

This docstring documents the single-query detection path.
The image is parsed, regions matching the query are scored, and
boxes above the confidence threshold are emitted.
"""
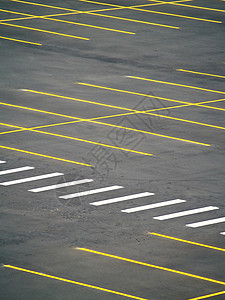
[1,0,225,299]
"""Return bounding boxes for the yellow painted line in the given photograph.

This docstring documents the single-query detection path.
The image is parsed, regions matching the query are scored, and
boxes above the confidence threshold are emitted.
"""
[0,122,154,156]
[0,22,89,40]
[167,2,225,13]
[0,35,41,45]
[127,76,225,95]
[148,232,225,252]
[43,17,135,35]
[0,145,92,166]
[187,290,225,300]
[86,12,179,29]
[177,69,225,79]
[77,0,221,23]
[9,0,80,12]
[76,248,225,286]
[24,89,136,111]
[0,100,210,146]
[3,265,148,300]
[0,8,135,35]
[0,8,32,16]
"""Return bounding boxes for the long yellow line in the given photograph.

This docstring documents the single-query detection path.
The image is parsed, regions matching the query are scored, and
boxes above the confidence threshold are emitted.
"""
[21,89,225,130]
[0,122,154,156]
[0,145,92,166]
[0,22,89,40]
[187,290,225,300]
[177,69,225,79]
[0,35,42,45]
[0,8,135,35]
[76,82,225,112]
[3,265,148,300]
[127,76,225,95]
[77,0,221,23]
[76,248,225,286]
[148,232,225,252]
[165,2,225,13]
[0,102,211,146]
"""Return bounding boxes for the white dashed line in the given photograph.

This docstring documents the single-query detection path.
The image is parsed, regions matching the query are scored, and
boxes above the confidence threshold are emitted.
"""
[0,160,6,164]
[90,192,154,206]
[28,179,93,192]
[59,185,124,199]
[186,217,225,228]
[0,172,63,186]
[0,166,34,175]
[153,206,219,220]
[121,199,186,213]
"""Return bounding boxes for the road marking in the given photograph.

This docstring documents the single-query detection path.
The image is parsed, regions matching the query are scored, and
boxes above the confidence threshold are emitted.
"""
[0,145,92,167]
[177,69,225,79]
[9,0,80,11]
[187,290,225,300]
[3,265,147,300]
[166,2,225,13]
[153,206,219,220]
[86,12,180,29]
[0,172,63,186]
[186,217,225,228]
[77,0,221,23]
[76,248,225,286]
[126,76,225,95]
[0,160,6,163]
[221,232,225,235]
[0,22,89,41]
[90,192,154,206]
[0,166,34,175]
[121,199,186,213]
[0,9,135,35]
[0,35,42,45]
[0,122,154,157]
[28,179,93,192]
[59,185,123,199]
[148,233,225,252]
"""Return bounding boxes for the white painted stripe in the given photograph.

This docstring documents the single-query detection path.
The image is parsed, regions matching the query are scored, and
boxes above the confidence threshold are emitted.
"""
[0,166,34,175]
[154,206,219,220]
[0,160,6,163]
[186,217,225,228]
[121,199,186,213]
[220,232,225,235]
[90,192,154,206]
[0,172,63,186]
[28,179,93,192]
[59,185,123,199]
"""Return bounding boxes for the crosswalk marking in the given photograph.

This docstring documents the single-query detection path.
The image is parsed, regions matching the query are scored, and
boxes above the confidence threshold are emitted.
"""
[28,179,93,192]
[153,206,219,220]
[121,199,186,213]
[186,217,225,228]
[59,185,124,199]
[0,172,63,186]
[0,166,34,175]
[0,160,6,163]
[90,192,154,206]
[220,232,225,235]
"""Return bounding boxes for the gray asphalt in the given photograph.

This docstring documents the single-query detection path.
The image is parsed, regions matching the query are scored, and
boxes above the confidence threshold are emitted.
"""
[0,0,225,299]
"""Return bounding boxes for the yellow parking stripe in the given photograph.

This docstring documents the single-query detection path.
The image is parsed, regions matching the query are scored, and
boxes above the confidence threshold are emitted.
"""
[177,69,225,79]
[77,0,221,23]
[127,76,225,95]
[0,35,42,45]
[0,102,211,146]
[76,248,225,286]
[187,290,225,300]
[148,232,225,252]
[0,122,154,156]
[0,145,92,166]
[0,22,89,40]
[0,9,135,35]
[167,2,225,13]
[3,265,148,300]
